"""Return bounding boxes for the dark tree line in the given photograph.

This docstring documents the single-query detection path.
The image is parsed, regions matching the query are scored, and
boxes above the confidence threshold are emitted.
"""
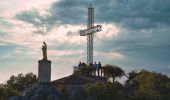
[73,64,170,100]
[125,70,170,100]
[0,73,37,100]
[74,64,125,82]
[0,65,170,100]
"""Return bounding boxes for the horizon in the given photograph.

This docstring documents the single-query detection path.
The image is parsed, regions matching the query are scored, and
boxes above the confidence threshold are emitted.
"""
[0,0,170,83]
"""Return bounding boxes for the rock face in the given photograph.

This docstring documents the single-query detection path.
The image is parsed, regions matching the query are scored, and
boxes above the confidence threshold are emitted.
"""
[9,83,61,100]
[65,85,87,100]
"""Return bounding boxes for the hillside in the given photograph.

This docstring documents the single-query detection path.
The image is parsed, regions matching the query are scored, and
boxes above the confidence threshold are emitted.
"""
[0,65,170,100]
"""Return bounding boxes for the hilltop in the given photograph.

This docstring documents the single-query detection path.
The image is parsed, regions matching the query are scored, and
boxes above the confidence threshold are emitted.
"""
[0,64,169,100]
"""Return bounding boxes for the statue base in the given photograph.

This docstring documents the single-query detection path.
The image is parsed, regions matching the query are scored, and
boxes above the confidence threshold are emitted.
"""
[38,59,51,83]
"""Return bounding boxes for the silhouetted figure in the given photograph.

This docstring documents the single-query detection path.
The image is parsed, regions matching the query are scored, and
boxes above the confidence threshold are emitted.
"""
[80,62,87,75]
[82,62,86,66]
[98,62,102,76]
[94,62,98,76]
[94,62,98,68]
[89,63,93,66]
[78,62,82,68]
[89,63,94,75]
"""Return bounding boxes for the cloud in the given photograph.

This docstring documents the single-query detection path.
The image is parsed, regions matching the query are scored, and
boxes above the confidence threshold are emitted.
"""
[0,0,55,17]
[95,0,170,29]
[12,0,170,36]
[15,10,50,34]
[3,0,170,66]
[95,51,126,61]
[1,0,170,82]
[95,23,120,40]
[0,43,8,46]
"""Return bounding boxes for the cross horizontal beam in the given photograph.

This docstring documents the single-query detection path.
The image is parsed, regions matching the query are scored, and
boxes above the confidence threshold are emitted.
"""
[80,25,102,36]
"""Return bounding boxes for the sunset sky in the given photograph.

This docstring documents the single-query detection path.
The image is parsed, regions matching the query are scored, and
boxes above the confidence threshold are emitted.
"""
[0,0,170,83]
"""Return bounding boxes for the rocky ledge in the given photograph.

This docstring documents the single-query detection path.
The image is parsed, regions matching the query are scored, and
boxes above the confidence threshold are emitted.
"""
[9,83,62,100]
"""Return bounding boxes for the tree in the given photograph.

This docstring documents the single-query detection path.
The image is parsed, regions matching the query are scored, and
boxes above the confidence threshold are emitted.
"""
[126,70,170,100]
[74,65,95,77]
[128,71,138,80]
[85,82,125,100]
[7,72,37,92]
[103,65,124,82]
[0,73,37,99]
[0,84,19,100]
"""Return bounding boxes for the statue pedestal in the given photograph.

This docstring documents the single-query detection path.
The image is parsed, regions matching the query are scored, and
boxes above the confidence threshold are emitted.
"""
[38,59,51,83]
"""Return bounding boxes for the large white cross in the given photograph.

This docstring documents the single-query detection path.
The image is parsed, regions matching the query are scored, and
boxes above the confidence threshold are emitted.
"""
[80,25,102,36]
[79,4,102,64]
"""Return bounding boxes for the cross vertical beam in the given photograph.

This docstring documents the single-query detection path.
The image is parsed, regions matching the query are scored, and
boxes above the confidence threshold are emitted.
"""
[87,4,94,64]
[80,4,102,64]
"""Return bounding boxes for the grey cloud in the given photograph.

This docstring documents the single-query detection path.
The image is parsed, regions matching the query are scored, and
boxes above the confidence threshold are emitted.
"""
[14,0,87,33]
[15,10,52,34]
[15,0,170,30]
[15,10,42,26]
[49,0,87,24]
[66,31,78,37]
[13,0,170,74]
[95,25,170,66]
[95,0,170,29]
[0,17,13,28]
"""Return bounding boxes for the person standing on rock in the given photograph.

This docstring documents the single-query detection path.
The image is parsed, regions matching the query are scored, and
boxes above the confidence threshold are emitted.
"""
[93,62,98,76]
[78,62,82,68]
[98,62,102,76]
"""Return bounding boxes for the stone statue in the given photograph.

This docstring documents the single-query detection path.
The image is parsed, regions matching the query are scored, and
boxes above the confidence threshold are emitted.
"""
[39,42,51,83]
[42,42,47,60]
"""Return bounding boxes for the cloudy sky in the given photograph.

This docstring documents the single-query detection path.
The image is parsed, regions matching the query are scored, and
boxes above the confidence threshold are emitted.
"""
[0,0,170,83]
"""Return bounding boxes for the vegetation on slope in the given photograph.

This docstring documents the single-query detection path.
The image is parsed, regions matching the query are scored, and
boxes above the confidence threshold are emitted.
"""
[0,73,37,100]
[0,65,170,100]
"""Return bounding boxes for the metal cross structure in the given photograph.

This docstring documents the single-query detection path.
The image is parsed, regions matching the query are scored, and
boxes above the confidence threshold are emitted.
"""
[80,4,102,64]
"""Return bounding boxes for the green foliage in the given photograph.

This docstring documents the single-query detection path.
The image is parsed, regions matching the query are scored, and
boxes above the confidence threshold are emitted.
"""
[103,64,125,82]
[126,70,170,100]
[128,71,138,80]
[74,64,125,82]
[63,70,170,100]
[0,67,170,100]
[7,72,37,92]
[74,65,95,76]
[85,82,125,100]
[0,84,19,100]
[0,72,37,99]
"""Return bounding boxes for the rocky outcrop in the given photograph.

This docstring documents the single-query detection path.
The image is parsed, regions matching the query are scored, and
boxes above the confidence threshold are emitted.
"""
[9,83,61,100]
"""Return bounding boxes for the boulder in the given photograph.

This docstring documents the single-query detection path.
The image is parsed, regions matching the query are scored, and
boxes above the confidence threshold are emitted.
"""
[48,94,61,100]
[9,84,62,100]
[8,96,22,100]
[22,87,35,99]
[30,94,43,100]
[35,85,49,96]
